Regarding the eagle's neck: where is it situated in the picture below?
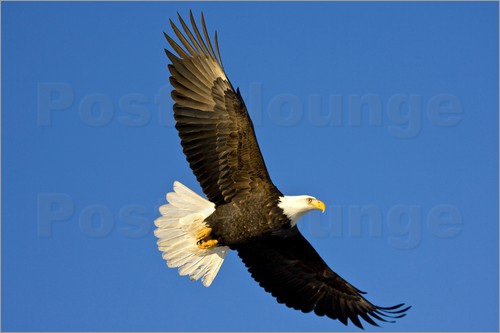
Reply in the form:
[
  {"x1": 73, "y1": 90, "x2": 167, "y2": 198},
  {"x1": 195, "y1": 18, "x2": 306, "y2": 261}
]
[{"x1": 278, "y1": 195, "x2": 312, "y2": 227}]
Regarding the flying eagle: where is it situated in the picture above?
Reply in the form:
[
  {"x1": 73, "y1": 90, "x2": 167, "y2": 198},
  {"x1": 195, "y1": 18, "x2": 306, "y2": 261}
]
[{"x1": 154, "y1": 11, "x2": 410, "y2": 329}]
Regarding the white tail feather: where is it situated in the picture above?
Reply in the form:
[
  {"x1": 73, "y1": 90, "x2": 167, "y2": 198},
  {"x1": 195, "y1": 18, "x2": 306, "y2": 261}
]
[{"x1": 154, "y1": 181, "x2": 228, "y2": 287}]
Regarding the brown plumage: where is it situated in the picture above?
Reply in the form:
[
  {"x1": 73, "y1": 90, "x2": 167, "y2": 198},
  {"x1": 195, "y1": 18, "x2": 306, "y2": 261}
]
[
  {"x1": 161, "y1": 11, "x2": 410, "y2": 329},
  {"x1": 237, "y1": 228, "x2": 409, "y2": 328},
  {"x1": 165, "y1": 13, "x2": 276, "y2": 207}
]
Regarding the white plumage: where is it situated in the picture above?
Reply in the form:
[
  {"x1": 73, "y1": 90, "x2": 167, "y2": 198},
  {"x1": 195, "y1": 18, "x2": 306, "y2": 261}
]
[
  {"x1": 278, "y1": 195, "x2": 324, "y2": 227},
  {"x1": 154, "y1": 181, "x2": 228, "y2": 287}
]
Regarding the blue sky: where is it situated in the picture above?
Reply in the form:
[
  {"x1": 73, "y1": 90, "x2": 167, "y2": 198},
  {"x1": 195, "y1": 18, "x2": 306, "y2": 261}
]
[{"x1": 2, "y1": 1, "x2": 498, "y2": 331}]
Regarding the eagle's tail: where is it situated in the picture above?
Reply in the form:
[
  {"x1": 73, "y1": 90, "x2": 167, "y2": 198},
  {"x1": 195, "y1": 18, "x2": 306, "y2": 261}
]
[{"x1": 154, "y1": 181, "x2": 228, "y2": 287}]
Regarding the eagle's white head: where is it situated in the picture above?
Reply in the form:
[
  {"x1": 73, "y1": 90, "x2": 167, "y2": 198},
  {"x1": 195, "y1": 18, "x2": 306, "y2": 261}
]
[{"x1": 278, "y1": 195, "x2": 326, "y2": 226}]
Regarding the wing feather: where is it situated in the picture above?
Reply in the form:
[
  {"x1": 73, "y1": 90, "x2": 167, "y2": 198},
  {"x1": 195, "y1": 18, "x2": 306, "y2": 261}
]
[
  {"x1": 177, "y1": 12, "x2": 206, "y2": 56},
  {"x1": 201, "y1": 12, "x2": 217, "y2": 59},
  {"x1": 170, "y1": 18, "x2": 199, "y2": 57},
  {"x1": 189, "y1": 12, "x2": 211, "y2": 57}
]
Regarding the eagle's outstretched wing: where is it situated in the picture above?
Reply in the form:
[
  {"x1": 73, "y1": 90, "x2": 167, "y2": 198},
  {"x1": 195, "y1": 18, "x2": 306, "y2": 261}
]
[
  {"x1": 165, "y1": 11, "x2": 278, "y2": 207},
  {"x1": 236, "y1": 228, "x2": 410, "y2": 329}
]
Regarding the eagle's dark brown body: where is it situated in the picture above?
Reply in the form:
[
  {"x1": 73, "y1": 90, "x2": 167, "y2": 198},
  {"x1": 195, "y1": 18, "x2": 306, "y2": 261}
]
[{"x1": 205, "y1": 191, "x2": 290, "y2": 247}]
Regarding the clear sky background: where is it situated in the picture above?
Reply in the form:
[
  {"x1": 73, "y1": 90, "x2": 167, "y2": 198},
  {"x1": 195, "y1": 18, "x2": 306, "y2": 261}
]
[{"x1": 2, "y1": 1, "x2": 498, "y2": 332}]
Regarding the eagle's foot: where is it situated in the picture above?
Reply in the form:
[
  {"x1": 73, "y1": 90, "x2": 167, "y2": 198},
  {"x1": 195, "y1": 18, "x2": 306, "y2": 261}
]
[
  {"x1": 197, "y1": 239, "x2": 218, "y2": 249},
  {"x1": 196, "y1": 227, "x2": 217, "y2": 249},
  {"x1": 196, "y1": 227, "x2": 212, "y2": 242}
]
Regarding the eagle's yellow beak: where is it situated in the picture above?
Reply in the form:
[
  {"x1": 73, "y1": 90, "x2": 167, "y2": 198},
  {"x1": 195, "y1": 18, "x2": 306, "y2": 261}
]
[{"x1": 311, "y1": 199, "x2": 326, "y2": 213}]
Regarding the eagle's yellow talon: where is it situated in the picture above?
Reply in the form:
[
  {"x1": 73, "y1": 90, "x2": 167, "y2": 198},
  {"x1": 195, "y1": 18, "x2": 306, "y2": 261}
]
[
  {"x1": 196, "y1": 227, "x2": 218, "y2": 249},
  {"x1": 197, "y1": 239, "x2": 219, "y2": 249},
  {"x1": 196, "y1": 227, "x2": 212, "y2": 241}
]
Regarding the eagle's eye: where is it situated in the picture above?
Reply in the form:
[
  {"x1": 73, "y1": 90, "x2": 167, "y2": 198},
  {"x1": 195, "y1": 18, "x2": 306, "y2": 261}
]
[{"x1": 307, "y1": 198, "x2": 313, "y2": 203}]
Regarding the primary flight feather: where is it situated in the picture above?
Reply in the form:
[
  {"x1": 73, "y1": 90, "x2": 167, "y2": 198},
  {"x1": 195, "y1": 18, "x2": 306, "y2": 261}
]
[{"x1": 154, "y1": 11, "x2": 410, "y2": 329}]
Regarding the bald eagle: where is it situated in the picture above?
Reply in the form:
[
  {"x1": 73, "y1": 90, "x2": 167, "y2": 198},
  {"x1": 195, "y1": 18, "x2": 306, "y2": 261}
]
[{"x1": 154, "y1": 11, "x2": 410, "y2": 329}]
